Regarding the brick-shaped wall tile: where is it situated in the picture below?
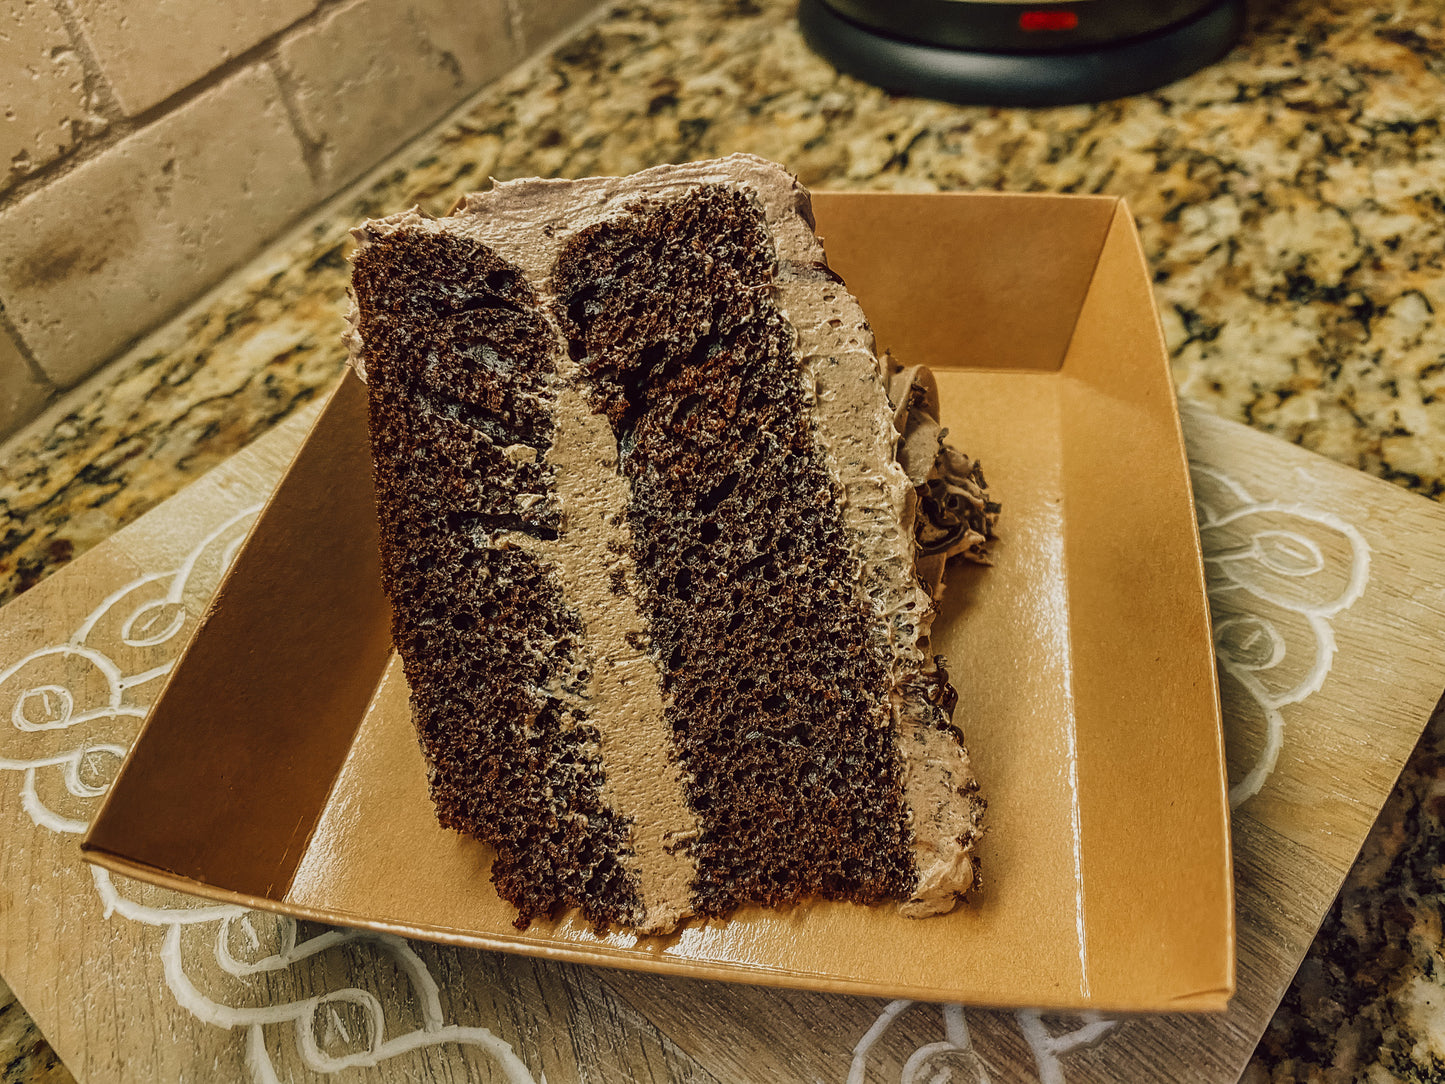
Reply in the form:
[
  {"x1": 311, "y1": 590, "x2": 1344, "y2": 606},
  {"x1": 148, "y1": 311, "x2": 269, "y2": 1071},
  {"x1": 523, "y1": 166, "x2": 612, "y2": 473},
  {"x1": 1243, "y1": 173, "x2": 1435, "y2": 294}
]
[
  {"x1": 2, "y1": 0, "x2": 106, "y2": 192},
  {"x1": 69, "y1": 0, "x2": 317, "y2": 115},
  {"x1": 414, "y1": 0, "x2": 526, "y2": 94},
  {"x1": 0, "y1": 64, "x2": 316, "y2": 387},
  {"x1": 278, "y1": 0, "x2": 516, "y2": 190},
  {"x1": 509, "y1": 0, "x2": 603, "y2": 54},
  {"x1": 0, "y1": 330, "x2": 53, "y2": 440}
]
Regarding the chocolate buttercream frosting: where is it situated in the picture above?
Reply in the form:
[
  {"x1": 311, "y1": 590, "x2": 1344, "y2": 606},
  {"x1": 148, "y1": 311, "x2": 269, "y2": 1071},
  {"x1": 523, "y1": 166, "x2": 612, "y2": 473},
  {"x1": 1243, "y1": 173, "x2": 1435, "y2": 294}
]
[{"x1": 887, "y1": 359, "x2": 1000, "y2": 601}]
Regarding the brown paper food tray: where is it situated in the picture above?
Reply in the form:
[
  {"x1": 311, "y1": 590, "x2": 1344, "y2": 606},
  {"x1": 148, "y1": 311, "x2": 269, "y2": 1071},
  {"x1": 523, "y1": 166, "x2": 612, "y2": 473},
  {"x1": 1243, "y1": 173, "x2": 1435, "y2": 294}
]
[{"x1": 81, "y1": 190, "x2": 1233, "y2": 1012}]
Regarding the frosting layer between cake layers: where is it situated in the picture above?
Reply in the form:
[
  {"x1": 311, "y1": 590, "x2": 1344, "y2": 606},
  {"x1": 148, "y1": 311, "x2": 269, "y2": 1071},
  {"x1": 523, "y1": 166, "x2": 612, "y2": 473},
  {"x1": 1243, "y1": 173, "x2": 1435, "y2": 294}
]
[{"x1": 348, "y1": 153, "x2": 984, "y2": 933}]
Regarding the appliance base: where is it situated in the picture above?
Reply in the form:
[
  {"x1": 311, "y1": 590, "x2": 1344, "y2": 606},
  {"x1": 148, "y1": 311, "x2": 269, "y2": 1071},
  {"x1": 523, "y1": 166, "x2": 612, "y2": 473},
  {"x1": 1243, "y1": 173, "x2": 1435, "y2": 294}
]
[{"x1": 798, "y1": 0, "x2": 1247, "y2": 107}]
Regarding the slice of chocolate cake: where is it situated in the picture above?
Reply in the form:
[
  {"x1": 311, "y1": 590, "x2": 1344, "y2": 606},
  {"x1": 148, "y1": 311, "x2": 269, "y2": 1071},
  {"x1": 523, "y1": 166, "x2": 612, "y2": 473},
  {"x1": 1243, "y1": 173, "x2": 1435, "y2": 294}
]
[{"x1": 346, "y1": 154, "x2": 997, "y2": 934}]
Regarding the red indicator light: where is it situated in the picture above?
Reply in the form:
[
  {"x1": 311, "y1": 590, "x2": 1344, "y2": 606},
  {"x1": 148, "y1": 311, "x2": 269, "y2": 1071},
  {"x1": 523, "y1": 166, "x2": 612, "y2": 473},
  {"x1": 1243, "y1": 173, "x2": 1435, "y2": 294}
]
[{"x1": 1019, "y1": 9, "x2": 1079, "y2": 30}]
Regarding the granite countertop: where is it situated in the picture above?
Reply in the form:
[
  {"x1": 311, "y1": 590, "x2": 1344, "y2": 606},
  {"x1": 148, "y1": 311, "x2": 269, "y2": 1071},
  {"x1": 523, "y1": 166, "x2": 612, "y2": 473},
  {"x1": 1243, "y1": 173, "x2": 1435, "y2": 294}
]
[{"x1": 2, "y1": 0, "x2": 1443, "y2": 1079}]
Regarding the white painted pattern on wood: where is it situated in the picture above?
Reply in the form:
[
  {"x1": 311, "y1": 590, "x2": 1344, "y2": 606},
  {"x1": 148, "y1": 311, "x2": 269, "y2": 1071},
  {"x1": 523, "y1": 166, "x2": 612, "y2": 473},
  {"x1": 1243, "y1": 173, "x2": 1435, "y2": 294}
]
[
  {"x1": 1, "y1": 503, "x2": 540, "y2": 1084},
  {"x1": 1190, "y1": 463, "x2": 1370, "y2": 808}
]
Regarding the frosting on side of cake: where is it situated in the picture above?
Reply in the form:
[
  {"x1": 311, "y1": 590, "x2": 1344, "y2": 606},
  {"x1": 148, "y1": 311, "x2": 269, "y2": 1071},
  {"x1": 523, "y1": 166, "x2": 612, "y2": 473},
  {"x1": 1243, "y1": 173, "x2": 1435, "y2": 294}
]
[{"x1": 885, "y1": 363, "x2": 994, "y2": 914}]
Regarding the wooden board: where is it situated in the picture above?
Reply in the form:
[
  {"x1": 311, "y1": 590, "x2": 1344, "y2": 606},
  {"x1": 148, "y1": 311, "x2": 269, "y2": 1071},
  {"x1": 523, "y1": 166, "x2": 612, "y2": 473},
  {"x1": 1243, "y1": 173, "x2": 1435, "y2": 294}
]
[{"x1": 2, "y1": 398, "x2": 1444, "y2": 1084}]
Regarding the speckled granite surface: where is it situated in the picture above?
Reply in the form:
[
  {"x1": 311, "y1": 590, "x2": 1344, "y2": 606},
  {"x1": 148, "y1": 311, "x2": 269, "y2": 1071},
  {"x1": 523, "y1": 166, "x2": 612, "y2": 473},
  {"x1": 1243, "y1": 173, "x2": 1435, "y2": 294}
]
[
  {"x1": 1, "y1": 0, "x2": 1442, "y2": 1079},
  {"x1": 0, "y1": 978, "x2": 71, "y2": 1084}
]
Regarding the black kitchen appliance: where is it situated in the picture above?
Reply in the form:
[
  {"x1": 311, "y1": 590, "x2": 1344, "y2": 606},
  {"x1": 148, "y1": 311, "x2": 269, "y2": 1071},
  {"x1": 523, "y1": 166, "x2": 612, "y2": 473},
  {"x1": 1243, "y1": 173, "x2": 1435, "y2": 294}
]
[{"x1": 799, "y1": 0, "x2": 1247, "y2": 106}]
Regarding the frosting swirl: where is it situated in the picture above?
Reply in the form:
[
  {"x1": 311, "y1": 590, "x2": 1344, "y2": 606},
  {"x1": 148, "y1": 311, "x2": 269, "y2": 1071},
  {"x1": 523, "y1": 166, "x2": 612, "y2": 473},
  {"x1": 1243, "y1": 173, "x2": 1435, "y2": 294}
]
[{"x1": 886, "y1": 360, "x2": 1000, "y2": 601}]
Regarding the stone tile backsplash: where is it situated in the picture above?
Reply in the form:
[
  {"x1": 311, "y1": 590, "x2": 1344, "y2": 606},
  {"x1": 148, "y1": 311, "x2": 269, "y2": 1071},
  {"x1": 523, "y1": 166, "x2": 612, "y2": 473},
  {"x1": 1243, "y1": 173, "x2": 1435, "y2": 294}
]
[
  {"x1": 0, "y1": 0, "x2": 601, "y2": 439},
  {"x1": 67, "y1": 0, "x2": 319, "y2": 116},
  {"x1": 0, "y1": 65, "x2": 317, "y2": 384},
  {"x1": 276, "y1": 0, "x2": 516, "y2": 191},
  {"x1": 1, "y1": 0, "x2": 105, "y2": 185}
]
